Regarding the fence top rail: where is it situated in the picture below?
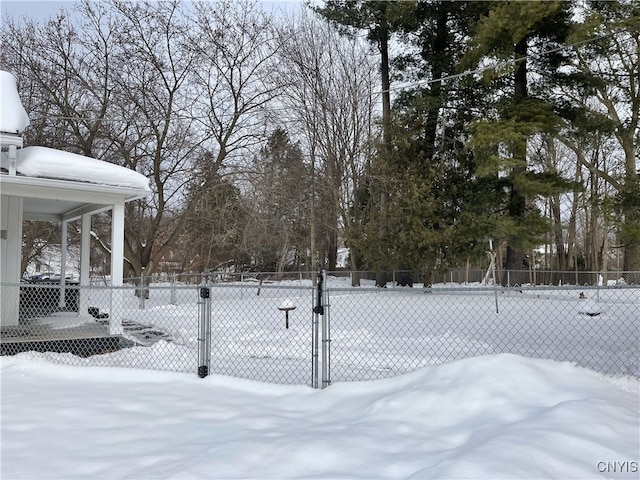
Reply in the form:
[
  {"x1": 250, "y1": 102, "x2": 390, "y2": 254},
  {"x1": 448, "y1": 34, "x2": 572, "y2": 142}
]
[
  {"x1": 324, "y1": 270, "x2": 640, "y2": 275},
  {"x1": 2, "y1": 283, "x2": 316, "y2": 294},
  {"x1": 325, "y1": 284, "x2": 639, "y2": 293},
  {"x1": 122, "y1": 269, "x2": 640, "y2": 277},
  {"x1": 5, "y1": 278, "x2": 638, "y2": 290},
  {"x1": 203, "y1": 282, "x2": 313, "y2": 290},
  {"x1": 4, "y1": 282, "x2": 636, "y2": 292}
]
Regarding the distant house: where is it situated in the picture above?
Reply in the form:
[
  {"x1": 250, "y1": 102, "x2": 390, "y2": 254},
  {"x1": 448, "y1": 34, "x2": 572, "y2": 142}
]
[{"x1": 0, "y1": 70, "x2": 151, "y2": 333}]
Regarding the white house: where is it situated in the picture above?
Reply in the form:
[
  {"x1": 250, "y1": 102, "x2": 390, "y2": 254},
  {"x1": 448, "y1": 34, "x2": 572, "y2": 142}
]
[{"x1": 0, "y1": 70, "x2": 151, "y2": 334}]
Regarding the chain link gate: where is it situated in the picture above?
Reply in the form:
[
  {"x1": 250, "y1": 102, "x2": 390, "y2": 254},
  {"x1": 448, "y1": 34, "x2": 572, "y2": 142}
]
[{"x1": 196, "y1": 274, "x2": 321, "y2": 386}]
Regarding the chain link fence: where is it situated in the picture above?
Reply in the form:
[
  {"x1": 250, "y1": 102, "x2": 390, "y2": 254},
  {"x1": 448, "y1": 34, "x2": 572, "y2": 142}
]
[
  {"x1": 325, "y1": 282, "x2": 639, "y2": 381},
  {"x1": 334, "y1": 269, "x2": 640, "y2": 287},
  {"x1": 1, "y1": 279, "x2": 200, "y2": 371},
  {"x1": 1, "y1": 270, "x2": 638, "y2": 385},
  {"x1": 0, "y1": 275, "x2": 317, "y2": 383}
]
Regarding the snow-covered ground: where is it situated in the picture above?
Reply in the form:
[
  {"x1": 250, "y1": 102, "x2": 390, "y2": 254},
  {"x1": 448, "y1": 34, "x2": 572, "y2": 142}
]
[
  {"x1": 2, "y1": 276, "x2": 639, "y2": 479},
  {"x1": 1, "y1": 352, "x2": 638, "y2": 479}
]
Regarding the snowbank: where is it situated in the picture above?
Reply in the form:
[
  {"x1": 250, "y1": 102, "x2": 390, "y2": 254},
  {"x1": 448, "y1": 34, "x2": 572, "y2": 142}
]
[{"x1": 1, "y1": 353, "x2": 638, "y2": 479}]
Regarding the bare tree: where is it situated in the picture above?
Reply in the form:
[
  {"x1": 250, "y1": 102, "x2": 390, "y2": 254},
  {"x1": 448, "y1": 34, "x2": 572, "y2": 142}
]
[
  {"x1": 188, "y1": 0, "x2": 283, "y2": 178},
  {"x1": 2, "y1": 0, "x2": 284, "y2": 284},
  {"x1": 274, "y1": 9, "x2": 378, "y2": 277},
  {"x1": 242, "y1": 128, "x2": 311, "y2": 273},
  {"x1": 561, "y1": 4, "x2": 640, "y2": 271},
  {"x1": 99, "y1": 0, "x2": 201, "y2": 280},
  {"x1": 0, "y1": 6, "x2": 114, "y2": 154}
]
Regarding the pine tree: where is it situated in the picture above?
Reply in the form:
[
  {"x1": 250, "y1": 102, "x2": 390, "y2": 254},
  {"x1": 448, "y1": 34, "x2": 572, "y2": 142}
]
[
  {"x1": 246, "y1": 129, "x2": 312, "y2": 273},
  {"x1": 360, "y1": 1, "x2": 495, "y2": 272},
  {"x1": 463, "y1": 0, "x2": 575, "y2": 274}
]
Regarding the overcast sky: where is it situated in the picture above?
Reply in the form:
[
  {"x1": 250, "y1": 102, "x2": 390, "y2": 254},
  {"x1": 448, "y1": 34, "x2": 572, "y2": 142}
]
[
  {"x1": 1, "y1": 1, "x2": 75, "y2": 22},
  {"x1": 1, "y1": 0, "x2": 304, "y2": 24}
]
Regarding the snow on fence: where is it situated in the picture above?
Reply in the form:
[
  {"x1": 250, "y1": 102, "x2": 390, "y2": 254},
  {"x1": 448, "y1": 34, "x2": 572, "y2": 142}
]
[{"x1": 1, "y1": 270, "x2": 638, "y2": 384}]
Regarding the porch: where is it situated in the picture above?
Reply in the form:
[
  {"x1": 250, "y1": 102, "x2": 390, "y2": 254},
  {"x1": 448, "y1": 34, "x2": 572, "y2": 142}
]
[
  {"x1": 1, "y1": 69, "x2": 151, "y2": 338},
  {"x1": 0, "y1": 318, "x2": 129, "y2": 357},
  {"x1": 0, "y1": 280, "x2": 175, "y2": 356}
]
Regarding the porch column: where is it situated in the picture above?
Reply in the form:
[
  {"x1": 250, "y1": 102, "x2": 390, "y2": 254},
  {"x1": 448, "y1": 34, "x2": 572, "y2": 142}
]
[
  {"x1": 79, "y1": 213, "x2": 91, "y2": 318},
  {"x1": 58, "y1": 220, "x2": 68, "y2": 309},
  {"x1": 0, "y1": 195, "x2": 23, "y2": 326},
  {"x1": 109, "y1": 202, "x2": 125, "y2": 335}
]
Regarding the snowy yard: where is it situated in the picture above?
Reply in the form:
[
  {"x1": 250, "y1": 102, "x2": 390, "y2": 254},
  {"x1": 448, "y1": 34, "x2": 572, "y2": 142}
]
[
  {"x1": 2, "y1": 277, "x2": 639, "y2": 479},
  {"x1": 1, "y1": 353, "x2": 638, "y2": 479}
]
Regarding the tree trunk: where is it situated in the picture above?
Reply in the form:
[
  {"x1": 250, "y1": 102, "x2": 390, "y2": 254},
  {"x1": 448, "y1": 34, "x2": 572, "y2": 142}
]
[
  {"x1": 505, "y1": 37, "x2": 529, "y2": 277},
  {"x1": 550, "y1": 194, "x2": 565, "y2": 271},
  {"x1": 422, "y1": 4, "x2": 448, "y2": 162},
  {"x1": 377, "y1": 20, "x2": 391, "y2": 275},
  {"x1": 327, "y1": 229, "x2": 338, "y2": 272},
  {"x1": 276, "y1": 236, "x2": 290, "y2": 280}
]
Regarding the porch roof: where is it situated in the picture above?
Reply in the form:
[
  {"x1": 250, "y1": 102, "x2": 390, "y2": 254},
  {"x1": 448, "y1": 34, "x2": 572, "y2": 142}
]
[
  {"x1": 1, "y1": 70, "x2": 151, "y2": 221},
  {"x1": 1, "y1": 145, "x2": 151, "y2": 221},
  {"x1": 1, "y1": 172, "x2": 150, "y2": 222}
]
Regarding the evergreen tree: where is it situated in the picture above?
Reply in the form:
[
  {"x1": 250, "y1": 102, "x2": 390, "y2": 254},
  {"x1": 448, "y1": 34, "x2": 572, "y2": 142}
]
[
  {"x1": 358, "y1": 1, "x2": 496, "y2": 273},
  {"x1": 184, "y1": 157, "x2": 249, "y2": 273},
  {"x1": 463, "y1": 1, "x2": 576, "y2": 274},
  {"x1": 313, "y1": 1, "x2": 416, "y2": 281}
]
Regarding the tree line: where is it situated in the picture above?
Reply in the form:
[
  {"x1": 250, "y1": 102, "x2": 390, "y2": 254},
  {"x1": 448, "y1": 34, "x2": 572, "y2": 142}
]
[{"x1": 1, "y1": 0, "x2": 638, "y2": 284}]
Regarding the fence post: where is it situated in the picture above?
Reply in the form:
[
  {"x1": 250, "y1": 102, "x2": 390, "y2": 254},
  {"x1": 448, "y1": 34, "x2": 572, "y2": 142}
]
[
  {"x1": 138, "y1": 269, "x2": 146, "y2": 310},
  {"x1": 198, "y1": 279, "x2": 212, "y2": 378},
  {"x1": 488, "y1": 239, "x2": 499, "y2": 313},
  {"x1": 321, "y1": 270, "x2": 330, "y2": 388},
  {"x1": 170, "y1": 273, "x2": 177, "y2": 305},
  {"x1": 312, "y1": 264, "x2": 324, "y2": 388}
]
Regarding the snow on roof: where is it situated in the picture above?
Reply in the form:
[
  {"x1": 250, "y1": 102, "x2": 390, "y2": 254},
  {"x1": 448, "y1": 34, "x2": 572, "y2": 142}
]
[
  {"x1": 1, "y1": 70, "x2": 149, "y2": 192},
  {"x1": 15, "y1": 146, "x2": 151, "y2": 191},
  {"x1": 0, "y1": 71, "x2": 30, "y2": 134}
]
